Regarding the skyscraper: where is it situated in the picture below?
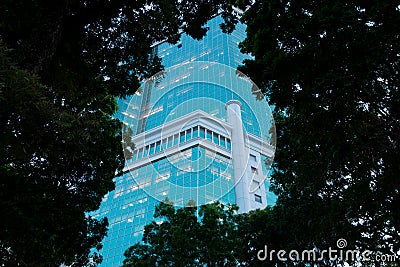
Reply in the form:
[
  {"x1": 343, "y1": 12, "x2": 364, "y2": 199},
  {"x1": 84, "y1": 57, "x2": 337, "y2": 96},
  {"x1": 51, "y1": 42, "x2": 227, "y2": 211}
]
[{"x1": 91, "y1": 16, "x2": 276, "y2": 267}]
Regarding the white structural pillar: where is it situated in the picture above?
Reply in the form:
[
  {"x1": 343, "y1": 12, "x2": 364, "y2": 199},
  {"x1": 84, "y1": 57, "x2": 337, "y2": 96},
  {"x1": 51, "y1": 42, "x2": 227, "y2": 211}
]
[{"x1": 226, "y1": 100, "x2": 251, "y2": 213}]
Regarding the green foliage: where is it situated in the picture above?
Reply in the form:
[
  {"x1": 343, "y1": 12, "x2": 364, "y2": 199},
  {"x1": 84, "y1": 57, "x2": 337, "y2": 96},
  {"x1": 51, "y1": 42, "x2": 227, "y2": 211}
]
[
  {"x1": 238, "y1": 0, "x2": 400, "y2": 264},
  {"x1": 0, "y1": 0, "x2": 240, "y2": 265},
  {"x1": 123, "y1": 201, "x2": 241, "y2": 267},
  {"x1": 0, "y1": 39, "x2": 115, "y2": 266},
  {"x1": 0, "y1": 0, "x2": 239, "y2": 96}
]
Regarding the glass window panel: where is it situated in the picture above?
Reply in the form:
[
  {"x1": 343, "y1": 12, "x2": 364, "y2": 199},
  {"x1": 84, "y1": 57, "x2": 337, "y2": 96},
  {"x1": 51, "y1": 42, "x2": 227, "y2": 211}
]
[
  {"x1": 255, "y1": 194, "x2": 262, "y2": 203},
  {"x1": 168, "y1": 137, "x2": 173, "y2": 148},
  {"x1": 149, "y1": 143, "x2": 155, "y2": 155},
  {"x1": 193, "y1": 126, "x2": 199, "y2": 138},
  {"x1": 156, "y1": 141, "x2": 161, "y2": 152},
  {"x1": 191, "y1": 146, "x2": 200, "y2": 160},
  {"x1": 213, "y1": 132, "x2": 219, "y2": 145},
  {"x1": 186, "y1": 129, "x2": 192, "y2": 141},
  {"x1": 220, "y1": 137, "x2": 226, "y2": 148},
  {"x1": 227, "y1": 139, "x2": 231, "y2": 150},
  {"x1": 251, "y1": 167, "x2": 258, "y2": 174},
  {"x1": 161, "y1": 139, "x2": 167, "y2": 150},
  {"x1": 206, "y1": 130, "x2": 212, "y2": 142},
  {"x1": 200, "y1": 127, "x2": 205, "y2": 138},
  {"x1": 180, "y1": 132, "x2": 185, "y2": 143},
  {"x1": 174, "y1": 134, "x2": 179, "y2": 146}
]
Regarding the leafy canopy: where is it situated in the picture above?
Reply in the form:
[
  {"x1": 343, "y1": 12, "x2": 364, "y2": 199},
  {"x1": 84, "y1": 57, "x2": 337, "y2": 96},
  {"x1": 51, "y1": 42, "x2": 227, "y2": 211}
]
[
  {"x1": 237, "y1": 0, "x2": 400, "y2": 264},
  {"x1": 123, "y1": 201, "x2": 243, "y2": 267}
]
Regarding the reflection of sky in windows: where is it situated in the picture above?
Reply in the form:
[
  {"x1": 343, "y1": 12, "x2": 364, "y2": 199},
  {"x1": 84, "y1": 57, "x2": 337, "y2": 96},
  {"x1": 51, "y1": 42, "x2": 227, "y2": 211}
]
[
  {"x1": 158, "y1": 16, "x2": 251, "y2": 68},
  {"x1": 129, "y1": 144, "x2": 234, "y2": 197},
  {"x1": 140, "y1": 82, "x2": 261, "y2": 135},
  {"x1": 122, "y1": 73, "x2": 273, "y2": 141}
]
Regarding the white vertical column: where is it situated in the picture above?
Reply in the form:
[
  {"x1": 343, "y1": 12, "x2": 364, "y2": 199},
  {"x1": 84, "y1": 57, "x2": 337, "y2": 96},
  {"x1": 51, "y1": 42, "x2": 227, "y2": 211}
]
[{"x1": 226, "y1": 100, "x2": 250, "y2": 213}]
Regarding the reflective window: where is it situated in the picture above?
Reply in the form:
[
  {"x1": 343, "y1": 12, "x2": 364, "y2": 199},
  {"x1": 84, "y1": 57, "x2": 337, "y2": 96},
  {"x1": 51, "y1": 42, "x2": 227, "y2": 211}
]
[
  {"x1": 185, "y1": 129, "x2": 192, "y2": 141},
  {"x1": 161, "y1": 139, "x2": 167, "y2": 150},
  {"x1": 132, "y1": 150, "x2": 137, "y2": 161},
  {"x1": 200, "y1": 127, "x2": 205, "y2": 138},
  {"x1": 255, "y1": 194, "x2": 262, "y2": 203},
  {"x1": 206, "y1": 130, "x2": 212, "y2": 142},
  {"x1": 220, "y1": 136, "x2": 226, "y2": 148},
  {"x1": 173, "y1": 134, "x2": 179, "y2": 146},
  {"x1": 155, "y1": 141, "x2": 161, "y2": 153},
  {"x1": 168, "y1": 137, "x2": 173, "y2": 148},
  {"x1": 193, "y1": 126, "x2": 199, "y2": 138},
  {"x1": 180, "y1": 131, "x2": 185, "y2": 143},
  {"x1": 213, "y1": 132, "x2": 219, "y2": 145},
  {"x1": 149, "y1": 143, "x2": 155, "y2": 155}
]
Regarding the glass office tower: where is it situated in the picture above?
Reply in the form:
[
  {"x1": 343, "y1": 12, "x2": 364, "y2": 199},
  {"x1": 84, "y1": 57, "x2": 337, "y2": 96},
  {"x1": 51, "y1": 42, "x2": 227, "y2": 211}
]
[{"x1": 91, "y1": 16, "x2": 276, "y2": 267}]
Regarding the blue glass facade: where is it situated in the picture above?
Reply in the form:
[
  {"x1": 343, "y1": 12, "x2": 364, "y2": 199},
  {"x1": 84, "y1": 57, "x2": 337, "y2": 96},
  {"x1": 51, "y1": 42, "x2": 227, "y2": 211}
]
[{"x1": 91, "y1": 16, "x2": 276, "y2": 267}]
